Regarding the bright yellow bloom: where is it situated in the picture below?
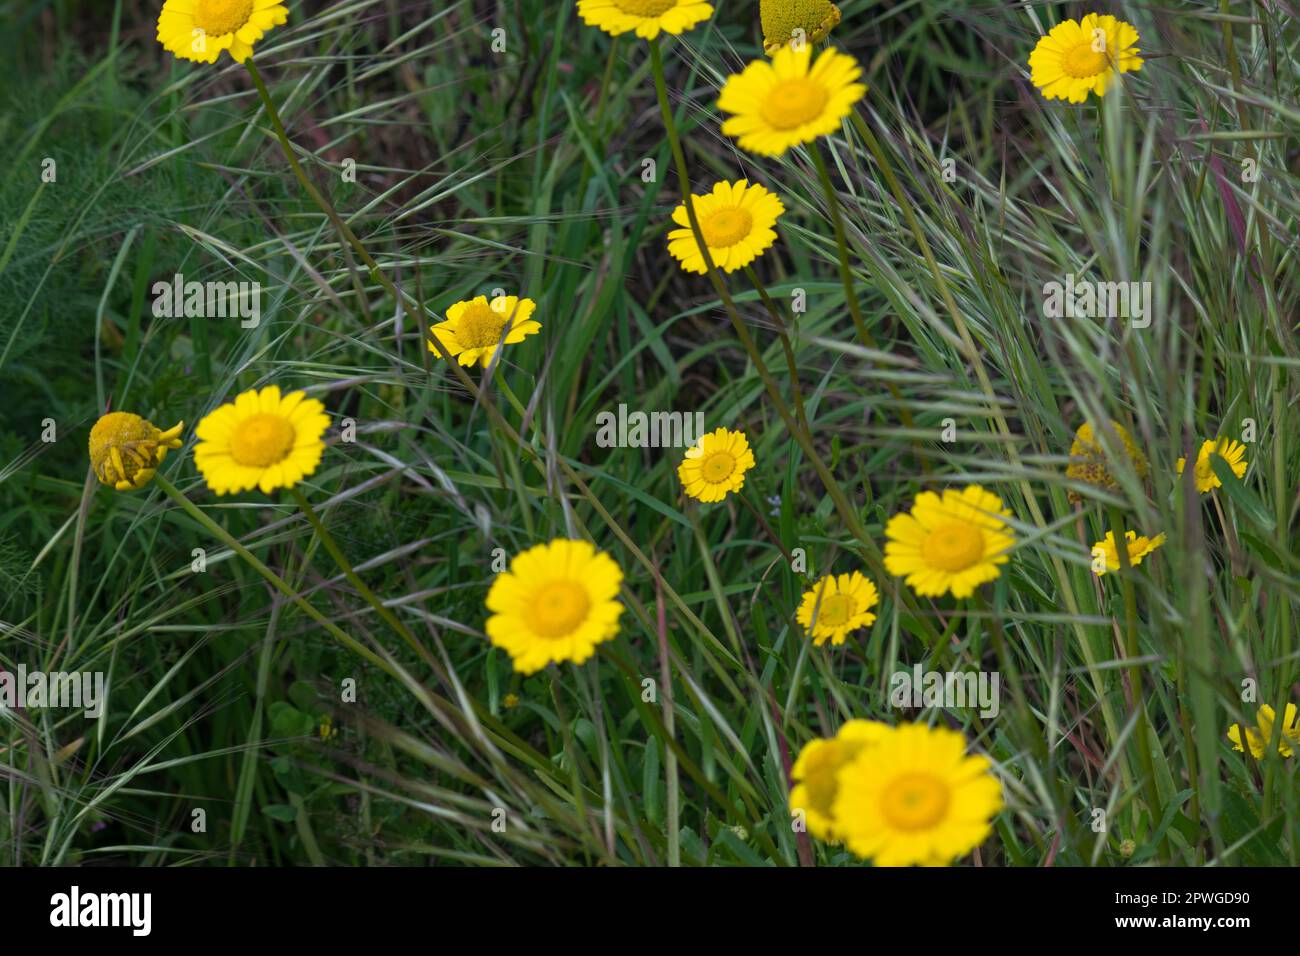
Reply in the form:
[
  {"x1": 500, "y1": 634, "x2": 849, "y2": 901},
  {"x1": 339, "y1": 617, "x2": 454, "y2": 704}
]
[
  {"x1": 194, "y1": 385, "x2": 329, "y2": 495},
  {"x1": 1228, "y1": 703, "x2": 1300, "y2": 759},
  {"x1": 89, "y1": 412, "x2": 184, "y2": 491},
  {"x1": 760, "y1": 0, "x2": 841, "y2": 55},
  {"x1": 796, "y1": 572, "x2": 879, "y2": 646},
  {"x1": 832, "y1": 722, "x2": 1003, "y2": 866},
  {"x1": 575, "y1": 0, "x2": 713, "y2": 39},
  {"x1": 429, "y1": 295, "x2": 541, "y2": 369},
  {"x1": 485, "y1": 539, "x2": 624, "y2": 674},
  {"x1": 156, "y1": 0, "x2": 289, "y2": 65},
  {"x1": 1028, "y1": 14, "x2": 1142, "y2": 103},
  {"x1": 1065, "y1": 419, "x2": 1148, "y2": 502},
  {"x1": 667, "y1": 180, "x2": 784, "y2": 274},
  {"x1": 1177, "y1": 437, "x2": 1248, "y2": 494},
  {"x1": 789, "y1": 720, "x2": 890, "y2": 841},
  {"x1": 677, "y1": 427, "x2": 755, "y2": 503},
  {"x1": 717, "y1": 46, "x2": 866, "y2": 158},
  {"x1": 1091, "y1": 530, "x2": 1166, "y2": 576},
  {"x1": 884, "y1": 485, "x2": 1015, "y2": 599}
]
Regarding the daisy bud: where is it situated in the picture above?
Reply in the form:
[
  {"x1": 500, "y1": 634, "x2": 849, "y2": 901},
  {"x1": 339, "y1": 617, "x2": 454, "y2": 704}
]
[{"x1": 89, "y1": 412, "x2": 184, "y2": 491}]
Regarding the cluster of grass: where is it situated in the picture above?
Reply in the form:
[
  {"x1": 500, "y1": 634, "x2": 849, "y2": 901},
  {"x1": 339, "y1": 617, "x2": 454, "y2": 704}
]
[{"x1": 1, "y1": 0, "x2": 1297, "y2": 866}]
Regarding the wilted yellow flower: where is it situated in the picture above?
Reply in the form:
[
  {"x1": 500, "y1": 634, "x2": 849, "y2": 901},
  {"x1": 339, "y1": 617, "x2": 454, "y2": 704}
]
[
  {"x1": 760, "y1": 0, "x2": 841, "y2": 55},
  {"x1": 789, "y1": 720, "x2": 889, "y2": 841},
  {"x1": 156, "y1": 0, "x2": 290, "y2": 64},
  {"x1": 1177, "y1": 438, "x2": 1248, "y2": 494},
  {"x1": 1228, "y1": 703, "x2": 1300, "y2": 759},
  {"x1": 1065, "y1": 420, "x2": 1148, "y2": 502},
  {"x1": 1091, "y1": 530, "x2": 1166, "y2": 576},
  {"x1": 1028, "y1": 13, "x2": 1142, "y2": 103},
  {"x1": 89, "y1": 412, "x2": 184, "y2": 491}
]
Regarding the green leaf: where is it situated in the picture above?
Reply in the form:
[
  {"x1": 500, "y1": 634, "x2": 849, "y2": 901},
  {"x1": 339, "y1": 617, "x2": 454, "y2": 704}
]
[{"x1": 1210, "y1": 455, "x2": 1275, "y2": 530}]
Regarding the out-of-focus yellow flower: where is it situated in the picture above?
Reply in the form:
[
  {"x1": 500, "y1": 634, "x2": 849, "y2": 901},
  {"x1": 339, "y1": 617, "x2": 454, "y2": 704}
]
[
  {"x1": 1065, "y1": 420, "x2": 1148, "y2": 502},
  {"x1": 89, "y1": 412, "x2": 183, "y2": 491},
  {"x1": 1177, "y1": 438, "x2": 1248, "y2": 494}
]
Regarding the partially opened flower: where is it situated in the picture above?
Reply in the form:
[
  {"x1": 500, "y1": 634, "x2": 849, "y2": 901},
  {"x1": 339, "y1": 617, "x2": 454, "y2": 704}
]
[
  {"x1": 717, "y1": 46, "x2": 866, "y2": 157},
  {"x1": 760, "y1": 0, "x2": 841, "y2": 55},
  {"x1": 833, "y1": 722, "x2": 1003, "y2": 866},
  {"x1": 884, "y1": 485, "x2": 1016, "y2": 599},
  {"x1": 677, "y1": 427, "x2": 755, "y2": 503},
  {"x1": 485, "y1": 539, "x2": 624, "y2": 674},
  {"x1": 667, "y1": 180, "x2": 784, "y2": 274},
  {"x1": 789, "y1": 720, "x2": 890, "y2": 841},
  {"x1": 89, "y1": 412, "x2": 184, "y2": 491},
  {"x1": 194, "y1": 385, "x2": 330, "y2": 495},
  {"x1": 156, "y1": 0, "x2": 290, "y2": 64},
  {"x1": 429, "y1": 295, "x2": 541, "y2": 369},
  {"x1": 796, "y1": 572, "x2": 879, "y2": 646},
  {"x1": 1028, "y1": 13, "x2": 1143, "y2": 103},
  {"x1": 1065, "y1": 419, "x2": 1148, "y2": 502},
  {"x1": 1228, "y1": 703, "x2": 1300, "y2": 759},
  {"x1": 575, "y1": 0, "x2": 714, "y2": 39},
  {"x1": 1091, "y1": 530, "x2": 1166, "y2": 576},
  {"x1": 1177, "y1": 438, "x2": 1248, "y2": 494}
]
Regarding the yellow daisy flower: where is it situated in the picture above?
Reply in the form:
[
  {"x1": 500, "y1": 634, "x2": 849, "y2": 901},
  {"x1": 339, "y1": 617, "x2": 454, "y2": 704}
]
[
  {"x1": 789, "y1": 720, "x2": 890, "y2": 841},
  {"x1": 796, "y1": 572, "x2": 879, "y2": 646},
  {"x1": 667, "y1": 180, "x2": 784, "y2": 274},
  {"x1": 884, "y1": 485, "x2": 1016, "y2": 599},
  {"x1": 717, "y1": 46, "x2": 866, "y2": 158},
  {"x1": 832, "y1": 722, "x2": 1003, "y2": 866},
  {"x1": 429, "y1": 295, "x2": 541, "y2": 369},
  {"x1": 1228, "y1": 703, "x2": 1300, "y2": 759},
  {"x1": 156, "y1": 0, "x2": 290, "y2": 65},
  {"x1": 485, "y1": 539, "x2": 624, "y2": 675},
  {"x1": 1091, "y1": 530, "x2": 1166, "y2": 576},
  {"x1": 1028, "y1": 13, "x2": 1143, "y2": 103},
  {"x1": 194, "y1": 385, "x2": 330, "y2": 495},
  {"x1": 1065, "y1": 419, "x2": 1148, "y2": 503},
  {"x1": 677, "y1": 427, "x2": 756, "y2": 503},
  {"x1": 89, "y1": 412, "x2": 184, "y2": 491},
  {"x1": 1176, "y1": 437, "x2": 1248, "y2": 494},
  {"x1": 575, "y1": 0, "x2": 714, "y2": 39},
  {"x1": 760, "y1": 0, "x2": 841, "y2": 56}
]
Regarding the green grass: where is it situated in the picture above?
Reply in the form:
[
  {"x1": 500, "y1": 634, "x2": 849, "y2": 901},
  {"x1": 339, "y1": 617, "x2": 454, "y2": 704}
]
[{"x1": 1, "y1": 0, "x2": 1297, "y2": 866}]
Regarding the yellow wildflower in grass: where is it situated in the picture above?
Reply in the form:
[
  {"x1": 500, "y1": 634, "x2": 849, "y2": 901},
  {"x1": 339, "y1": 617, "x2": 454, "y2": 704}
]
[
  {"x1": 503, "y1": 693, "x2": 520, "y2": 710},
  {"x1": 194, "y1": 385, "x2": 330, "y2": 495},
  {"x1": 796, "y1": 572, "x2": 879, "y2": 646},
  {"x1": 575, "y1": 0, "x2": 713, "y2": 39},
  {"x1": 156, "y1": 0, "x2": 290, "y2": 64},
  {"x1": 1028, "y1": 13, "x2": 1142, "y2": 103},
  {"x1": 1091, "y1": 530, "x2": 1166, "y2": 576},
  {"x1": 789, "y1": 720, "x2": 890, "y2": 841},
  {"x1": 677, "y1": 427, "x2": 755, "y2": 503},
  {"x1": 760, "y1": 0, "x2": 841, "y2": 55},
  {"x1": 1065, "y1": 419, "x2": 1148, "y2": 502},
  {"x1": 429, "y1": 295, "x2": 541, "y2": 369},
  {"x1": 89, "y1": 412, "x2": 184, "y2": 491},
  {"x1": 485, "y1": 539, "x2": 624, "y2": 675},
  {"x1": 667, "y1": 180, "x2": 784, "y2": 274},
  {"x1": 1228, "y1": 703, "x2": 1300, "y2": 759},
  {"x1": 1177, "y1": 437, "x2": 1248, "y2": 494},
  {"x1": 717, "y1": 46, "x2": 866, "y2": 158},
  {"x1": 884, "y1": 485, "x2": 1015, "y2": 599},
  {"x1": 832, "y1": 722, "x2": 1003, "y2": 866}
]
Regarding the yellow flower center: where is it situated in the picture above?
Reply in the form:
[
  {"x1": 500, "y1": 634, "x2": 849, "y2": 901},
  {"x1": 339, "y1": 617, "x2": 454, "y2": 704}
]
[
  {"x1": 1061, "y1": 41, "x2": 1109, "y2": 79},
  {"x1": 456, "y1": 302, "x2": 509, "y2": 350},
  {"x1": 814, "y1": 592, "x2": 856, "y2": 627},
  {"x1": 760, "y1": 78, "x2": 829, "y2": 130},
  {"x1": 230, "y1": 413, "x2": 297, "y2": 468},
  {"x1": 526, "y1": 580, "x2": 591, "y2": 639},
  {"x1": 922, "y1": 522, "x2": 985, "y2": 572},
  {"x1": 700, "y1": 207, "x2": 754, "y2": 248},
  {"x1": 701, "y1": 451, "x2": 737, "y2": 483},
  {"x1": 611, "y1": 0, "x2": 679, "y2": 16},
  {"x1": 881, "y1": 772, "x2": 950, "y2": 831},
  {"x1": 194, "y1": 0, "x2": 255, "y2": 36}
]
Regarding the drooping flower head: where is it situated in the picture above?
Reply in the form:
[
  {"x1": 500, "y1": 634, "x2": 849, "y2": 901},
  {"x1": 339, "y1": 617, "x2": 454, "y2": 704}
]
[
  {"x1": 1091, "y1": 530, "x2": 1165, "y2": 576},
  {"x1": 429, "y1": 295, "x2": 541, "y2": 369},
  {"x1": 1028, "y1": 13, "x2": 1142, "y2": 103},
  {"x1": 796, "y1": 572, "x2": 879, "y2": 646},
  {"x1": 884, "y1": 485, "x2": 1016, "y2": 599},
  {"x1": 677, "y1": 427, "x2": 756, "y2": 503},
  {"x1": 832, "y1": 722, "x2": 1003, "y2": 866},
  {"x1": 89, "y1": 412, "x2": 184, "y2": 491},
  {"x1": 1177, "y1": 438, "x2": 1248, "y2": 494},
  {"x1": 760, "y1": 0, "x2": 841, "y2": 56},
  {"x1": 717, "y1": 46, "x2": 866, "y2": 157},
  {"x1": 1228, "y1": 703, "x2": 1300, "y2": 759},
  {"x1": 667, "y1": 180, "x2": 784, "y2": 274},
  {"x1": 1065, "y1": 419, "x2": 1149, "y2": 502},
  {"x1": 157, "y1": 0, "x2": 290, "y2": 64},
  {"x1": 575, "y1": 0, "x2": 714, "y2": 39},
  {"x1": 789, "y1": 720, "x2": 890, "y2": 841},
  {"x1": 485, "y1": 539, "x2": 624, "y2": 674},
  {"x1": 194, "y1": 385, "x2": 330, "y2": 495}
]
